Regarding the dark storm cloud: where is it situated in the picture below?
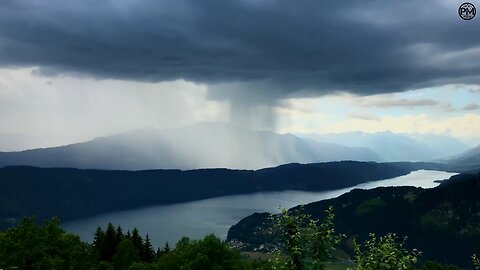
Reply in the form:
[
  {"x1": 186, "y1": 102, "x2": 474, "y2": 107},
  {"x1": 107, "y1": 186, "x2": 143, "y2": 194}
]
[{"x1": 0, "y1": 0, "x2": 479, "y2": 100}]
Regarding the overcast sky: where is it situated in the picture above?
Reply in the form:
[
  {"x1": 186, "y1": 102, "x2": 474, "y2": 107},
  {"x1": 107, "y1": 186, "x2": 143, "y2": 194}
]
[{"x1": 0, "y1": 0, "x2": 479, "y2": 150}]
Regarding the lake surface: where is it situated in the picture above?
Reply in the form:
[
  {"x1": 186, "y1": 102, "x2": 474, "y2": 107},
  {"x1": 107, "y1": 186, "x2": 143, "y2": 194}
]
[{"x1": 64, "y1": 170, "x2": 457, "y2": 247}]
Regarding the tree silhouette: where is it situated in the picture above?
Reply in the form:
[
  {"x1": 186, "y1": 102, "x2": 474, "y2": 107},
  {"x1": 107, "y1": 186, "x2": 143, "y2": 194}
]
[
  {"x1": 142, "y1": 234, "x2": 155, "y2": 262},
  {"x1": 131, "y1": 228, "x2": 143, "y2": 252}
]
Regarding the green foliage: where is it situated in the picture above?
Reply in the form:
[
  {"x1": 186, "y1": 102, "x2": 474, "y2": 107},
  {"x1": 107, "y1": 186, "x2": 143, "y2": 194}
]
[
  {"x1": 128, "y1": 262, "x2": 155, "y2": 270},
  {"x1": 271, "y1": 206, "x2": 344, "y2": 270},
  {"x1": 473, "y1": 254, "x2": 480, "y2": 270},
  {"x1": 2, "y1": 213, "x2": 475, "y2": 270},
  {"x1": 273, "y1": 208, "x2": 308, "y2": 270},
  {"x1": 355, "y1": 199, "x2": 386, "y2": 217},
  {"x1": 420, "y1": 261, "x2": 463, "y2": 270},
  {"x1": 307, "y1": 206, "x2": 345, "y2": 270},
  {"x1": 419, "y1": 211, "x2": 449, "y2": 231},
  {"x1": 349, "y1": 233, "x2": 421, "y2": 270},
  {"x1": 155, "y1": 234, "x2": 250, "y2": 270},
  {"x1": 0, "y1": 217, "x2": 93, "y2": 270},
  {"x1": 91, "y1": 261, "x2": 114, "y2": 270},
  {"x1": 113, "y1": 238, "x2": 140, "y2": 270}
]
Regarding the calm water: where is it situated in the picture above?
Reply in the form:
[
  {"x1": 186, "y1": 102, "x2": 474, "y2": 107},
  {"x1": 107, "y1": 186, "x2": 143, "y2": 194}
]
[{"x1": 63, "y1": 170, "x2": 456, "y2": 247}]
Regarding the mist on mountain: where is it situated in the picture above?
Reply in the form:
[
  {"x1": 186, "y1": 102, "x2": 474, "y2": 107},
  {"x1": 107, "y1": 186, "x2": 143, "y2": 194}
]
[
  {"x1": 0, "y1": 122, "x2": 383, "y2": 170},
  {"x1": 444, "y1": 144, "x2": 480, "y2": 171}
]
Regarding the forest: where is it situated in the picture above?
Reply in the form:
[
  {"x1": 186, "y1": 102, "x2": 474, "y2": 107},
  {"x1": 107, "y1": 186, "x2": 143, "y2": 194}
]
[{"x1": 1, "y1": 210, "x2": 478, "y2": 270}]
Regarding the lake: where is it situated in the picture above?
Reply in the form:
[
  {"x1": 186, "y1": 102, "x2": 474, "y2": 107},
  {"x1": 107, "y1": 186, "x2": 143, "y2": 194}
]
[{"x1": 63, "y1": 169, "x2": 457, "y2": 247}]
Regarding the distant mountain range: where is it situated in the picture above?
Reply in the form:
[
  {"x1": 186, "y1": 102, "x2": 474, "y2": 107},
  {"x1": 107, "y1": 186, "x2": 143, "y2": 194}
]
[
  {"x1": 0, "y1": 123, "x2": 383, "y2": 170},
  {"x1": 1, "y1": 123, "x2": 476, "y2": 171},
  {"x1": 444, "y1": 144, "x2": 480, "y2": 171},
  {"x1": 300, "y1": 131, "x2": 470, "y2": 162},
  {"x1": 227, "y1": 172, "x2": 480, "y2": 268},
  {"x1": 0, "y1": 161, "x2": 423, "y2": 230}
]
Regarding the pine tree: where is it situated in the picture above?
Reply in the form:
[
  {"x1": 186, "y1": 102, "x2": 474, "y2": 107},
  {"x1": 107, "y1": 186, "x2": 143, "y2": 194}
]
[
  {"x1": 142, "y1": 234, "x2": 155, "y2": 262},
  {"x1": 103, "y1": 223, "x2": 118, "y2": 261},
  {"x1": 131, "y1": 228, "x2": 143, "y2": 252},
  {"x1": 155, "y1": 247, "x2": 162, "y2": 259},
  {"x1": 93, "y1": 226, "x2": 105, "y2": 249},
  {"x1": 155, "y1": 242, "x2": 170, "y2": 258},
  {"x1": 115, "y1": 226, "x2": 124, "y2": 247},
  {"x1": 163, "y1": 242, "x2": 170, "y2": 254}
]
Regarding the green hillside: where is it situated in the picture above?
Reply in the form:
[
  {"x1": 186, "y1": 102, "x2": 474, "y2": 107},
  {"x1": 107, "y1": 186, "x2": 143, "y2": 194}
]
[{"x1": 227, "y1": 173, "x2": 480, "y2": 268}]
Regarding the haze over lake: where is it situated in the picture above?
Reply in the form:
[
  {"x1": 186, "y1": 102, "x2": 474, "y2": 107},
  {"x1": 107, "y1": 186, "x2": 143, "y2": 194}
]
[{"x1": 64, "y1": 170, "x2": 456, "y2": 247}]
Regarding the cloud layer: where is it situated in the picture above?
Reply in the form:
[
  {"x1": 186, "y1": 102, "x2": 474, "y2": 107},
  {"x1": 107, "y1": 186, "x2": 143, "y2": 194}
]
[{"x1": 1, "y1": 0, "x2": 479, "y2": 101}]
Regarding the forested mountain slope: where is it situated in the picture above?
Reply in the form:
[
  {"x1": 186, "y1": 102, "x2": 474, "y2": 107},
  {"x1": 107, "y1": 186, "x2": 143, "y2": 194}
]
[{"x1": 227, "y1": 172, "x2": 480, "y2": 267}]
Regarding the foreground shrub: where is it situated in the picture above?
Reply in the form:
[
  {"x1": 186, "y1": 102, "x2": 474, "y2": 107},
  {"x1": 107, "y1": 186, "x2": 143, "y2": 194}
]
[
  {"x1": 473, "y1": 254, "x2": 480, "y2": 270},
  {"x1": 269, "y1": 206, "x2": 344, "y2": 270},
  {"x1": 349, "y1": 233, "x2": 421, "y2": 270},
  {"x1": 0, "y1": 217, "x2": 93, "y2": 270},
  {"x1": 154, "y1": 234, "x2": 251, "y2": 270}
]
